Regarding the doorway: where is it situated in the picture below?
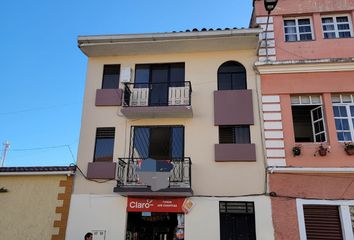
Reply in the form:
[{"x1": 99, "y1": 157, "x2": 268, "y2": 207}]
[{"x1": 126, "y1": 212, "x2": 181, "y2": 240}]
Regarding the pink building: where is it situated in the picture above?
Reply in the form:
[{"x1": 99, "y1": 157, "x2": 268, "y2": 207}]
[{"x1": 252, "y1": 0, "x2": 354, "y2": 239}]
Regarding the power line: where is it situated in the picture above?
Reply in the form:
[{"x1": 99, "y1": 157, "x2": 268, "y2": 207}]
[{"x1": 0, "y1": 102, "x2": 81, "y2": 116}]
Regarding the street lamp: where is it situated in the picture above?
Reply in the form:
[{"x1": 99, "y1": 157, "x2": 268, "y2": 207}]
[
  {"x1": 263, "y1": 0, "x2": 278, "y2": 61},
  {"x1": 264, "y1": 0, "x2": 278, "y2": 13}
]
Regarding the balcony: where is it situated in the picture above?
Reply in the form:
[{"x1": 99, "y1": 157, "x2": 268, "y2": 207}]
[
  {"x1": 121, "y1": 82, "x2": 193, "y2": 118},
  {"x1": 114, "y1": 157, "x2": 192, "y2": 196}
]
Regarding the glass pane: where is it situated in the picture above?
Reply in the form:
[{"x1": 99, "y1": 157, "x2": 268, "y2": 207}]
[
  {"x1": 94, "y1": 138, "x2": 114, "y2": 162},
  {"x1": 337, "y1": 132, "x2": 344, "y2": 141},
  {"x1": 231, "y1": 73, "x2": 247, "y2": 90},
  {"x1": 133, "y1": 127, "x2": 150, "y2": 158},
  {"x1": 344, "y1": 132, "x2": 352, "y2": 141},
  {"x1": 332, "y1": 95, "x2": 341, "y2": 103},
  {"x1": 300, "y1": 34, "x2": 313, "y2": 41},
  {"x1": 314, "y1": 122, "x2": 320, "y2": 133},
  {"x1": 298, "y1": 19, "x2": 310, "y2": 25},
  {"x1": 235, "y1": 126, "x2": 250, "y2": 144},
  {"x1": 170, "y1": 63, "x2": 185, "y2": 87},
  {"x1": 218, "y1": 74, "x2": 232, "y2": 90},
  {"x1": 301, "y1": 96, "x2": 310, "y2": 104},
  {"x1": 299, "y1": 26, "x2": 311, "y2": 32},
  {"x1": 316, "y1": 133, "x2": 326, "y2": 142},
  {"x1": 291, "y1": 96, "x2": 300, "y2": 104},
  {"x1": 342, "y1": 95, "x2": 352, "y2": 103},
  {"x1": 285, "y1": 34, "x2": 298, "y2": 42},
  {"x1": 285, "y1": 26, "x2": 297, "y2": 34},
  {"x1": 340, "y1": 106, "x2": 348, "y2": 117},
  {"x1": 171, "y1": 127, "x2": 184, "y2": 159},
  {"x1": 311, "y1": 95, "x2": 321, "y2": 104},
  {"x1": 337, "y1": 16, "x2": 349, "y2": 22},
  {"x1": 135, "y1": 65, "x2": 150, "y2": 88},
  {"x1": 313, "y1": 108, "x2": 320, "y2": 121},
  {"x1": 102, "y1": 65, "x2": 120, "y2": 89},
  {"x1": 335, "y1": 119, "x2": 343, "y2": 130},
  {"x1": 323, "y1": 25, "x2": 335, "y2": 31},
  {"x1": 338, "y1": 23, "x2": 350, "y2": 30},
  {"x1": 284, "y1": 20, "x2": 296, "y2": 26},
  {"x1": 322, "y1": 17, "x2": 334, "y2": 23},
  {"x1": 350, "y1": 106, "x2": 354, "y2": 115},
  {"x1": 333, "y1": 106, "x2": 340, "y2": 117},
  {"x1": 339, "y1": 32, "x2": 351, "y2": 38},
  {"x1": 342, "y1": 119, "x2": 350, "y2": 130},
  {"x1": 324, "y1": 32, "x2": 336, "y2": 39}
]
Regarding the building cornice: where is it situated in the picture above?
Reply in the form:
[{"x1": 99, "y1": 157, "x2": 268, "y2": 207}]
[
  {"x1": 78, "y1": 28, "x2": 262, "y2": 57},
  {"x1": 268, "y1": 167, "x2": 354, "y2": 174},
  {"x1": 255, "y1": 58, "x2": 354, "y2": 74}
]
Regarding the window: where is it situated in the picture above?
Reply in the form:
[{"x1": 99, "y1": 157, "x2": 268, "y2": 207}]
[
  {"x1": 303, "y1": 205, "x2": 343, "y2": 239},
  {"x1": 134, "y1": 63, "x2": 185, "y2": 88},
  {"x1": 332, "y1": 94, "x2": 354, "y2": 141},
  {"x1": 284, "y1": 18, "x2": 313, "y2": 42},
  {"x1": 132, "y1": 126, "x2": 184, "y2": 160},
  {"x1": 219, "y1": 202, "x2": 256, "y2": 240},
  {"x1": 102, "y1": 65, "x2": 120, "y2": 89},
  {"x1": 93, "y1": 128, "x2": 115, "y2": 162},
  {"x1": 219, "y1": 126, "x2": 250, "y2": 144},
  {"x1": 217, "y1": 61, "x2": 247, "y2": 90},
  {"x1": 291, "y1": 95, "x2": 326, "y2": 142},
  {"x1": 322, "y1": 16, "x2": 352, "y2": 39}
]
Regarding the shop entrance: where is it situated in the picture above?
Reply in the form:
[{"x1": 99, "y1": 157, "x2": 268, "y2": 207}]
[{"x1": 126, "y1": 212, "x2": 183, "y2": 240}]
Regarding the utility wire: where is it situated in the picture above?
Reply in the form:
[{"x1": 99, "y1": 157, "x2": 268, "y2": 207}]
[{"x1": 0, "y1": 102, "x2": 81, "y2": 116}]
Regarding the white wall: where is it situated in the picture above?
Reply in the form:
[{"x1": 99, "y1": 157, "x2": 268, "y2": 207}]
[
  {"x1": 66, "y1": 194, "x2": 127, "y2": 240},
  {"x1": 66, "y1": 195, "x2": 274, "y2": 240},
  {"x1": 185, "y1": 196, "x2": 274, "y2": 240}
]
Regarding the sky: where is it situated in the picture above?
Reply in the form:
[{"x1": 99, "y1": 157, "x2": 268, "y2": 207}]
[{"x1": 0, "y1": 0, "x2": 253, "y2": 167}]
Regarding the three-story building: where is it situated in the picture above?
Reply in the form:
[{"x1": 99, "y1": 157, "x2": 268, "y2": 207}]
[
  {"x1": 65, "y1": 29, "x2": 275, "y2": 240},
  {"x1": 252, "y1": 0, "x2": 354, "y2": 239}
]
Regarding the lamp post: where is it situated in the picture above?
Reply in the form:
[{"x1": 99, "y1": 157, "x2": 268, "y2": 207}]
[{"x1": 263, "y1": 0, "x2": 278, "y2": 61}]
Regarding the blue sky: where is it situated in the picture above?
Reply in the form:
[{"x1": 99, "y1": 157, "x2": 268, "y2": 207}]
[{"x1": 0, "y1": 0, "x2": 253, "y2": 167}]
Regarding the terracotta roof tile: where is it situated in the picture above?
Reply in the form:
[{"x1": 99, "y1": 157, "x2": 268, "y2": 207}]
[{"x1": 0, "y1": 166, "x2": 76, "y2": 173}]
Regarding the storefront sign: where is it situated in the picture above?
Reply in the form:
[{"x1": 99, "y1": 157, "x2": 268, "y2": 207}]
[{"x1": 127, "y1": 198, "x2": 186, "y2": 213}]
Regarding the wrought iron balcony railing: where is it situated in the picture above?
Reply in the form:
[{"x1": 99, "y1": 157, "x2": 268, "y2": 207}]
[
  {"x1": 117, "y1": 157, "x2": 192, "y2": 189},
  {"x1": 123, "y1": 82, "x2": 192, "y2": 107}
]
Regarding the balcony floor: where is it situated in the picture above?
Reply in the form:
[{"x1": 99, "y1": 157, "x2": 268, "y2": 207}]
[
  {"x1": 114, "y1": 185, "x2": 193, "y2": 197},
  {"x1": 121, "y1": 105, "x2": 193, "y2": 119}
]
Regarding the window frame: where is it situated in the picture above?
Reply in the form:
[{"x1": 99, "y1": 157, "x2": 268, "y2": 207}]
[
  {"x1": 296, "y1": 199, "x2": 354, "y2": 240},
  {"x1": 93, "y1": 127, "x2": 115, "y2": 162},
  {"x1": 321, "y1": 14, "x2": 353, "y2": 39},
  {"x1": 101, "y1": 64, "x2": 121, "y2": 89},
  {"x1": 291, "y1": 95, "x2": 327, "y2": 143},
  {"x1": 283, "y1": 17, "x2": 314, "y2": 42},
  {"x1": 129, "y1": 125, "x2": 185, "y2": 160},
  {"x1": 219, "y1": 201, "x2": 256, "y2": 240},
  {"x1": 134, "y1": 63, "x2": 185, "y2": 88},
  {"x1": 217, "y1": 61, "x2": 247, "y2": 91},
  {"x1": 218, "y1": 125, "x2": 251, "y2": 144},
  {"x1": 332, "y1": 94, "x2": 354, "y2": 142}
]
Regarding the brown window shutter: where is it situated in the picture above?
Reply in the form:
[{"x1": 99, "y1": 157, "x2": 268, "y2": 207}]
[{"x1": 303, "y1": 205, "x2": 343, "y2": 240}]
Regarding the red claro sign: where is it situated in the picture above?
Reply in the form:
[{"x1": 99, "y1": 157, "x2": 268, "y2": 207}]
[{"x1": 127, "y1": 198, "x2": 186, "y2": 213}]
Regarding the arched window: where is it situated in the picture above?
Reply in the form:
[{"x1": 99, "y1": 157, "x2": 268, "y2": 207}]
[{"x1": 217, "y1": 61, "x2": 247, "y2": 90}]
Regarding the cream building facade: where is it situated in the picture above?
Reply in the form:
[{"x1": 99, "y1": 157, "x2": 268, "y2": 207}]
[{"x1": 66, "y1": 29, "x2": 274, "y2": 240}]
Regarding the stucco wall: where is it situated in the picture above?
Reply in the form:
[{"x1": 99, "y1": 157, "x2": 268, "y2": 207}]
[
  {"x1": 66, "y1": 195, "x2": 274, "y2": 240},
  {"x1": 269, "y1": 173, "x2": 354, "y2": 239},
  {"x1": 74, "y1": 49, "x2": 266, "y2": 196},
  {"x1": 254, "y1": 0, "x2": 354, "y2": 61},
  {"x1": 0, "y1": 175, "x2": 66, "y2": 240},
  {"x1": 261, "y1": 71, "x2": 354, "y2": 167}
]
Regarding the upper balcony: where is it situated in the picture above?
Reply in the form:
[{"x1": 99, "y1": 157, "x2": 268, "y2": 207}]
[{"x1": 121, "y1": 81, "x2": 193, "y2": 118}]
